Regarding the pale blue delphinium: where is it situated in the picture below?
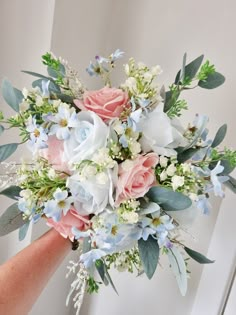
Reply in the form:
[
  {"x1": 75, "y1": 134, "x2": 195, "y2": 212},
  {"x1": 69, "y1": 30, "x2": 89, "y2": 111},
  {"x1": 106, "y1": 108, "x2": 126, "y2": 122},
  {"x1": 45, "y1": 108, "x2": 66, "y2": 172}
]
[
  {"x1": 110, "y1": 49, "x2": 124, "y2": 62},
  {"x1": 71, "y1": 226, "x2": 92, "y2": 239},
  {"x1": 18, "y1": 198, "x2": 41, "y2": 223},
  {"x1": 127, "y1": 108, "x2": 142, "y2": 132},
  {"x1": 80, "y1": 248, "x2": 107, "y2": 269},
  {"x1": 43, "y1": 188, "x2": 74, "y2": 222},
  {"x1": 26, "y1": 116, "x2": 48, "y2": 153},
  {"x1": 41, "y1": 80, "x2": 50, "y2": 98},
  {"x1": 196, "y1": 195, "x2": 212, "y2": 215},
  {"x1": 49, "y1": 105, "x2": 79, "y2": 140},
  {"x1": 208, "y1": 161, "x2": 228, "y2": 197}
]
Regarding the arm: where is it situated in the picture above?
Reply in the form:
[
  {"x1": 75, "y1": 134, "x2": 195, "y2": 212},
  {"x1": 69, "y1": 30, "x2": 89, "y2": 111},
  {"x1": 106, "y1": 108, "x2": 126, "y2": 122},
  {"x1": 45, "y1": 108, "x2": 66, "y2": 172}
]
[{"x1": 0, "y1": 229, "x2": 71, "y2": 315}]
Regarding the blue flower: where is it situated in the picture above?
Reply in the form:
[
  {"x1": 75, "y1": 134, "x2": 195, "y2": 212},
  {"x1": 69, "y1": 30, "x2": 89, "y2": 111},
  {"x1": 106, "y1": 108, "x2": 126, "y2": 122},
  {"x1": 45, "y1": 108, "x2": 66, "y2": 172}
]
[
  {"x1": 209, "y1": 161, "x2": 228, "y2": 197},
  {"x1": 110, "y1": 49, "x2": 124, "y2": 62},
  {"x1": 41, "y1": 80, "x2": 50, "y2": 98},
  {"x1": 80, "y1": 249, "x2": 107, "y2": 268},
  {"x1": 196, "y1": 195, "x2": 212, "y2": 214},
  {"x1": 49, "y1": 105, "x2": 79, "y2": 140},
  {"x1": 43, "y1": 188, "x2": 74, "y2": 221}
]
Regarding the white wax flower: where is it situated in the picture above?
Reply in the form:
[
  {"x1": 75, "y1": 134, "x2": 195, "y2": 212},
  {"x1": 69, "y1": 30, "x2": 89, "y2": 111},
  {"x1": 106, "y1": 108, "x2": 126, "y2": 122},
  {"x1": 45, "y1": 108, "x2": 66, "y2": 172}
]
[
  {"x1": 166, "y1": 164, "x2": 177, "y2": 176},
  {"x1": 172, "y1": 175, "x2": 185, "y2": 190}
]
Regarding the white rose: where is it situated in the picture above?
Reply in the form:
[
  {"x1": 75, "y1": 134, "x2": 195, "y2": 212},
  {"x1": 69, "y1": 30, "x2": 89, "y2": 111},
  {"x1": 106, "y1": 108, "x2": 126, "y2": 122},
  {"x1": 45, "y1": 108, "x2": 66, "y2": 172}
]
[
  {"x1": 63, "y1": 111, "x2": 108, "y2": 165},
  {"x1": 67, "y1": 172, "x2": 111, "y2": 215},
  {"x1": 139, "y1": 104, "x2": 187, "y2": 156}
]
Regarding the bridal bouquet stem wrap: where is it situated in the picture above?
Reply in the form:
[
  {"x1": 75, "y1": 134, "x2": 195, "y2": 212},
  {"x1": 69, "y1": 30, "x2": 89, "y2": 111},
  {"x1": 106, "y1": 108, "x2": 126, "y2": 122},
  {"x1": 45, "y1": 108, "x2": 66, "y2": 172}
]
[{"x1": 0, "y1": 50, "x2": 235, "y2": 312}]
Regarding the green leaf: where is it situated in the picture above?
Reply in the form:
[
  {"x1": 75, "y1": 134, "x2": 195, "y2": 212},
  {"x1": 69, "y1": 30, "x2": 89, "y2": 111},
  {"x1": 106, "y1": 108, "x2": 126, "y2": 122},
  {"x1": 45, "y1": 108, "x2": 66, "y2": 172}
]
[
  {"x1": 198, "y1": 72, "x2": 225, "y2": 89},
  {"x1": 224, "y1": 176, "x2": 236, "y2": 193},
  {"x1": 32, "y1": 79, "x2": 61, "y2": 94},
  {"x1": 164, "y1": 90, "x2": 180, "y2": 113},
  {"x1": 175, "y1": 55, "x2": 204, "y2": 84},
  {"x1": 177, "y1": 147, "x2": 202, "y2": 163},
  {"x1": 2, "y1": 79, "x2": 23, "y2": 112},
  {"x1": 22, "y1": 70, "x2": 51, "y2": 80},
  {"x1": 0, "y1": 125, "x2": 4, "y2": 135},
  {"x1": 0, "y1": 203, "x2": 25, "y2": 236},
  {"x1": 0, "y1": 185, "x2": 22, "y2": 200},
  {"x1": 147, "y1": 187, "x2": 192, "y2": 211},
  {"x1": 179, "y1": 53, "x2": 187, "y2": 83},
  {"x1": 47, "y1": 64, "x2": 65, "y2": 78},
  {"x1": 211, "y1": 124, "x2": 227, "y2": 148},
  {"x1": 0, "y1": 143, "x2": 18, "y2": 162},
  {"x1": 95, "y1": 259, "x2": 109, "y2": 286},
  {"x1": 167, "y1": 246, "x2": 187, "y2": 296},
  {"x1": 19, "y1": 220, "x2": 30, "y2": 241},
  {"x1": 184, "y1": 246, "x2": 214, "y2": 264},
  {"x1": 138, "y1": 236, "x2": 160, "y2": 279}
]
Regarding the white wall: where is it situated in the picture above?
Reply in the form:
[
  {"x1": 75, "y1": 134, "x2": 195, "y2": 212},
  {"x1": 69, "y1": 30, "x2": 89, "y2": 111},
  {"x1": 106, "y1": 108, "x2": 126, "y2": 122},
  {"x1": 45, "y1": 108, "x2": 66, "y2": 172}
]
[{"x1": 0, "y1": 0, "x2": 235, "y2": 314}]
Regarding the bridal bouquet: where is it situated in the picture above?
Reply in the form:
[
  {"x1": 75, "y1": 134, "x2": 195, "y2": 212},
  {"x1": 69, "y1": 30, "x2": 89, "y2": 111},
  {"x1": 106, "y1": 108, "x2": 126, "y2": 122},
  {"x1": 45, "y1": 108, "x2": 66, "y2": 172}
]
[{"x1": 0, "y1": 49, "x2": 235, "y2": 312}]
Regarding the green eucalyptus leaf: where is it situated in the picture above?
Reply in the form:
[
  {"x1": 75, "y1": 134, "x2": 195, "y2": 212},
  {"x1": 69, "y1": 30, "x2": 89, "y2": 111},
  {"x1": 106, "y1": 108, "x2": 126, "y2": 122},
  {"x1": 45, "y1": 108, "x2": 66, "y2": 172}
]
[
  {"x1": 82, "y1": 237, "x2": 91, "y2": 254},
  {"x1": 179, "y1": 53, "x2": 187, "y2": 83},
  {"x1": 0, "y1": 125, "x2": 4, "y2": 135},
  {"x1": 224, "y1": 175, "x2": 236, "y2": 193},
  {"x1": 184, "y1": 246, "x2": 214, "y2": 264},
  {"x1": 19, "y1": 220, "x2": 30, "y2": 241},
  {"x1": 177, "y1": 147, "x2": 202, "y2": 163},
  {"x1": 164, "y1": 90, "x2": 180, "y2": 113},
  {"x1": 0, "y1": 203, "x2": 24, "y2": 236},
  {"x1": 22, "y1": 70, "x2": 51, "y2": 80},
  {"x1": 211, "y1": 124, "x2": 227, "y2": 148},
  {"x1": 167, "y1": 246, "x2": 187, "y2": 296},
  {"x1": 0, "y1": 143, "x2": 18, "y2": 162},
  {"x1": 175, "y1": 54, "x2": 204, "y2": 84},
  {"x1": 95, "y1": 259, "x2": 109, "y2": 286},
  {"x1": 138, "y1": 236, "x2": 159, "y2": 280},
  {"x1": 147, "y1": 187, "x2": 192, "y2": 211},
  {"x1": 2, "y1": 79, "x2": 23, "y2": 112},
  {"x1": 198, "y1": 72, "x2": 225, "y2": 89},
  {"x1": 47, "y1": 64, "x2": 65, "y2": 78},
  {"x1": 0, "y1": 185, "x2": 22, "y2": 200}
]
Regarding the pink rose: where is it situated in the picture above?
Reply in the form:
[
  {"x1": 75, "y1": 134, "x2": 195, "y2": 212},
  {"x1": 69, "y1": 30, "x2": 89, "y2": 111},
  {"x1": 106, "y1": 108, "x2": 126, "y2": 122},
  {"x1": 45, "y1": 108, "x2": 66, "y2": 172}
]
[
  {"x1": 74, "y1": 86, "x2": 130, "y2": 120},
  {"x1": 115, "y1": 153, "x2": 159, "y2": 205},
  {"x1": 40, "y1": 136, "x2": 68, "y2": 173},
  {"x1": 47, "y1": 207, "x2": 90, "y2": 241}
]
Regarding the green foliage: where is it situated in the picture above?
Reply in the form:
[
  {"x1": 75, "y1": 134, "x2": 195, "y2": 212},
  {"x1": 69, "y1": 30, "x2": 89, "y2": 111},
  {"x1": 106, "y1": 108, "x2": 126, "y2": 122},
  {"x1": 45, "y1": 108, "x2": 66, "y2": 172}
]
[
  {"x1": 196, "y1": 60, "x2": 215, "y2": 81},
  {"x1": 167, "y1": 99, "x2": 188, "y2": 118},
  {"x1": 0, "y1": 112, "x2": 4, "y2": 120},
  {"x1": 210, "y1": 148, "x2": 236, "y2": 172},
  {"x1": 175, "y1": 54, "x2": 204, "y2": 85},
  {"x1": 0, "y1": 143, "x2": 18, "y2": 162},
  {"x1": 105, "y1": 248, "x2": 141, "y2": 273},
  {"x1": 86, "y1": 276, "x2": 101, "y2": 294},
  {"x1": 19, "y1": 221, "x2": 30, "y2": 241},
  {"x1": 42, "y1": 52, "x2": 61, "y2": 70},
  {"x1": 138, "y1": 236, "x2": 160, "y2": 279},
  {"x1": 198, "y1": 72, "x2": 225, "y2": 89},
  {"x1": 0, "y1": 203, "x2": 25, "y2": 236},
  {"x1": 211, "y1": 124, "x2": 227, "y2": 148},
  {"x1": 167, "y1": 246, "x2": 187, "y2": 296},
  {"x1": 147, "y1": 187, "x2": 192, "y2": 211},
  {"x1": 184, "y1": 246, "x2": 214, "y2": 264},
  {"x1": 0, "y1": 125, "x2": 4, "y2": 135},
  {"x1": 0, "y1": 185, "x2": 22, "y2": 200},
  {"x1": 2, "y1": 79, "x2": 23, "y2": 112}
]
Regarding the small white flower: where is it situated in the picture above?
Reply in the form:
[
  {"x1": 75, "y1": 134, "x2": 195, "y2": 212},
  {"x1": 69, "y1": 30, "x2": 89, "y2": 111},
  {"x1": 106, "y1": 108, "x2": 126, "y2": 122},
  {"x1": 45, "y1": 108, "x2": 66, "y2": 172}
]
[
  {"x1": 143, "y1": 72, "x2": 153, "y2": 82},
  {"x1": 160, "y1": 156, "x2": 168, "y2": 168},
  {"x1": 166, "y1": 164, "x2": 177, "y2": 176},
  {"x1": 160, "y1": 170, "x2": 167, "y2": 181},
  {"x1": 121, "y1": 160, "x2": 134, "y2": 171},
  {"x1": 189, "y1": 193, "x2": 198, "y2": 201},
  {"x1": 113, "y1": 120, "x2": 125, "y2": 135},
  {"x1": 36, "y1": 95, "x2": 44, "y2": 107},
  {"x1": 129, "y1": 140, "x2": 141, "y2": 156},
  {"x1": 121, "y1": 211, "x2": 139, "y2": 224},
  {"x1": 125, "y1": 77, "x2": 137, "y2": 90},
  {"x1": 124, "y1": 64, "x2": 130, "y2": 75},
  {"x1": 171, "y1": 175, "x2": 185, "y2": 190},
  {"x1": 19, "y1": 101, "x2": 29, "y2": 112},
  {"x1": 48, "y1": 168, "x2": 56, "y2": 179},
  {"x1": 182, "y1": 163, "x2": 191, "y2": 173},
  {"x1": 22, "y1": 87, "x2": 29, "y2": 99},
  {"x1": 151, "y1": 65, "x2": 162, "y2": 76}
]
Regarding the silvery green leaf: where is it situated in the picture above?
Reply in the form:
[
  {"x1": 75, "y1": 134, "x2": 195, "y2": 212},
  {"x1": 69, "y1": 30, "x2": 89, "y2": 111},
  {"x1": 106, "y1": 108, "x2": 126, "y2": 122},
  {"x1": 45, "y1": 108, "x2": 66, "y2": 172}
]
[
  {"x1": 175, "y1": 54, "x2": 204, "y2": 84},
  {"x1": 1, "y1": 79, "x2": 23, "y2": 112},
  {"x1": 32, "y1": 79, "x2": 61, "y2": 94},
  {"x1": 209, "y1": 159, "x2": 235, "y2": 175},
  {"x1": 47, "y1": 64, "x2": 65, "y2": 78},
  {"x1": 167, "y1": 246, "x2": 187, "y2": 296},
  {"x1": 211, "y1": 124, "x2": 227, "y2": 148},
  {"x1": 224, "y1": 176, "x2": 236, "y2": 193},
  {"x1": 184, "y1": 246, "x2": 214, "y2": 264},
  {"x1": 198, "y1": 72, "x2": 225, "y2": 89},
  {"x1": 177, "y1": 147, "x2": 202, "y2": 163},
  {"x1": 138, "y1": 236, "x2": 160, "y2": 280},
  {"x1": 179, "y1": 53, "x2": 187, "y2": 83},
  {"x1": 0, "y1": 143, "x2": 18, "y2": 162},
  {"x1": 147, "y1": 187, "x2": 192, "y2": 211},
  {"x1": 164, "y1": 89, "x2": 180, "y2": 112},
  {"x1": 104, "y1": 267, "x2": 118, "y2": 295},
  {"x1": 22, "y1": 70, "x2": 51, "y2": 80},
  {"x1": 19, "y1": 220, "x2": 30, "y2": 241},
  {"x1": 95, "y1": 259, "x2": 109, "y2": 286},
  {"x1": 0, "y1": 203, "x2": 25, "y2": 236},
  {"x1": 0, "y1": 185, "x2": 22, "y2": 200}
]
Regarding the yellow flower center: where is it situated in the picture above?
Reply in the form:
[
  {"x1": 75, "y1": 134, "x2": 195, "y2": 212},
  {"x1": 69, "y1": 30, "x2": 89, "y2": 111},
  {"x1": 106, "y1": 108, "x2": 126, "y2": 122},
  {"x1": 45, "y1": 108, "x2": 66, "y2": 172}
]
[
  {"x1": 58, "y1": 200, "x2": 66, "y2": 208},
  {"x1": 34, "y1": 129, "x2": 40, "y2": 137},
  {"x1": 111, "y1": 225, "x2": 118, "y2": 236},
  {"x1": 152, "y1": 217, "x2": 161, "y2": 227},
  {"x1": 59, "y1": 119, "x2": 68, "y2": 127}
]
